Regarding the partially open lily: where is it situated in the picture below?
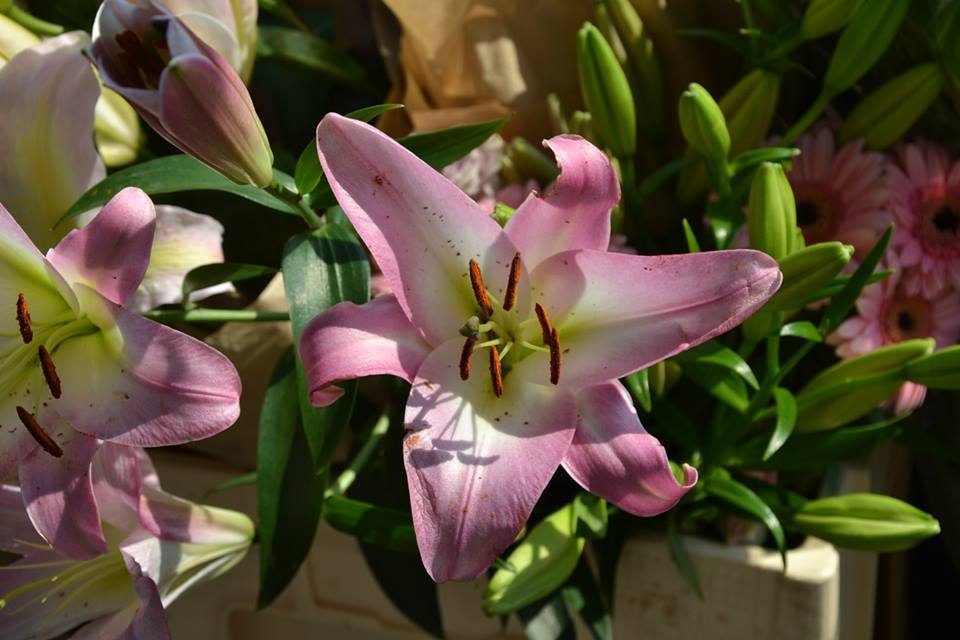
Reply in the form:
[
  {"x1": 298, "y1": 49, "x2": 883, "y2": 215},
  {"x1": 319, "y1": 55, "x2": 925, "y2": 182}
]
[
  {"x1": 0, "y1": 187, "x2": 241, "y2": 560},
  {"x1": 300, "y1": 115, "x2": 782, "y2": 581},
  {"x1": 0, "y1": 445, "x2": 253, "y2": 640}
]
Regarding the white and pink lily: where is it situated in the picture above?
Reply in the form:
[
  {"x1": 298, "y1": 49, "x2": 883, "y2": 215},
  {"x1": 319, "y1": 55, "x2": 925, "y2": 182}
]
[
  {"x1": 299, "y1": 115, "x2": 782, "y2": 581},
  {"x1": 0, "y1": 445, "x2": 253, "y2": 640},
  {"x1": 0, "y1": 187, "x2": 241, "y2": 561}
]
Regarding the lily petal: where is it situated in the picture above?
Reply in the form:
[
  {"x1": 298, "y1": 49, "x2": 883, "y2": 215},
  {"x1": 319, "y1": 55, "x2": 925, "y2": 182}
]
[
  {"x1": 317, "y1": 113, "x2": 524, "y2": 345},
  {"x1": 53, "y1": 287, "x2": 241, "y2": 447},
  {"x1": 0, "y1": 484, "x2": 45, "y2": 553},
  {"x1": 47, "y1": 188, "x2": 156, "y2": 306},
  {"x1": 92, "y1": 443, "x2": 150, "y2": 534},
  {"x1": 19, "y1": 429, "x2": 107, "y2": 559},
  {"x1": 0, "y1": 31, "x2": 105, "y2": 251},
  {"x1": 563, "y1": 381, "x2": 697, "y2": 516},
  {"x1": 404, "y1": 339, "x2": 577, "y2": 582},
  {"x1": 526, "y1": 249, "x2": 781, "y2": 387},
  {"x1": 299, "y1": 294, "x2": 432, "y2": 407},
  {"x1": 505, "y1": 135, "x2": 620, "y2": 269}
]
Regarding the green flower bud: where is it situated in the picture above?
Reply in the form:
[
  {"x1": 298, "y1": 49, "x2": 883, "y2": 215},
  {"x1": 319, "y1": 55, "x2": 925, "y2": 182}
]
[
  {"x1": 904, "y1": 345, "x2": 960, "y2": 389},
  {"x1": 789, "y1": 494, "x2": 940, "y2": 552},
  {"x1": 824, "y1": 0, "x2": 911, "y2": 95},
  {"x1": 491, "y1": 203, "x2": 516, "y2": 228},
  {"x1": 801, "y1": 0, "x2": 865, "y2": 40},
  {"x1": 648, "y1": 360, "x2": 667, "y2": 396},
  {"x1": 483, "y1": 502, "x2": 584, "y2": 615},
  {"x1": 547, "y1": 92, "x2": 569, "y2": 135},
  {"x1": 748, "y1": 162, "x2": 798, "y2": 261},
  {"x1": 577, "y1": 22, "x2": 637, "y2": 159},
  {"x1": 679, "y1": 83, "x2": 730, "y2": 164},
  {"x1": 796, "y1": 339, "x2": 934, "y2": 431},
  {"x1": 767, "y1": 242, "x2": 854, "y2": 311},
  {"x1": 838, "y1": 64, "x2": 945, "y2": 150},
  {"x1": 507, "y1": 137, "x2": 561, "y2": 184},
  {"x1": 569, "y1": 110, "x2": 596, "y2": 142}
]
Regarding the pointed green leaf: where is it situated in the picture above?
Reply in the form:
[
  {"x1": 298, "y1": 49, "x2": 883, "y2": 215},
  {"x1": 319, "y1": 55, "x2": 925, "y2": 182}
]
[
  {"x1": 780, "y1": 321, "x2": 822, "y2": 342},
  {"x1": 322, "y1": 495, "x2": 417, "y2": 553},
  {"x1": 256, "y1": 25, "x2": 376, "y2": 92},
  {"x1": 181, "y1": 262, "x2": 277, "y2": 309},
  {"x1": 682, "y1": 218, "x2": 701, "y2": 253},
  {"x1": 819, "y1": 226, "x2": 891, "y2": 333},
  {"x1": 675, "y1": 341, "x2": 759, "y2": 389},
  {"x1": 667, "y1": 511, "x2": 703, "y2": 600},
  {"x1": 763, "y1": 387, "x2": 798, "y2": 460},
  {"x1": 623, "y1": 369, "x2": 652, "y2": 412},
  {"x1": 706, "y1": 472, "x2": 787, "y2": 566}
]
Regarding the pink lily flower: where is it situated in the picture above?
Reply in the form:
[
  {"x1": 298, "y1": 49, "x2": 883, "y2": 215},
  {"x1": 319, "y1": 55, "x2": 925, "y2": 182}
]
[
  {"x1": 90, "y1": 0, "x2": 273, "y2": 187},
  {"x1": 299, "y1": 115, "x2": 782, "y2": 582},
  {"x1": 0, "y1": 445, "x2": 254, "y2": 640},
  {"x1": 0, "y1": 187, "x2": 241, "y2": 561}
]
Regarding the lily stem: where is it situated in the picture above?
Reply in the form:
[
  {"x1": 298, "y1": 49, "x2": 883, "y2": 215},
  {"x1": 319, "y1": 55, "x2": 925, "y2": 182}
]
[
  {"x1": 143, "y1": 309, "x2": 289, "y2": 324},
  {"x1": 7, "y1": 6, "x2": 64, "y2": 36},
  {"x1": 326, "y1": 412, "x2": 391, "y2": 497},
  {"x1": 266, "y1": 181, "x2": 323, "y2": 229}
]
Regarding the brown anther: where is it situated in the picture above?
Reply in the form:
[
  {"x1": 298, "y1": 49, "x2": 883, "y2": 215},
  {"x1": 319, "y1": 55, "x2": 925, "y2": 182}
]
[
  {"x1": 459, "y1": 337, "x2": 477, "y2": 381},
  {"x1": 503, "y1": 252, "x2": 522, "y2": 311},
  {"x1": 16, "y1": 293, "x2": 32, "y2": 344},
  {"x1": 15, "y1": 406, "x2": 62, "y2": 458},
  {"x1": 549, "y1": 328, "x2": 561, "y2": 385},
  {"x1": 468, "y1": 260, "x2": 494, "y2": 317},
  {"x1": 534, "y1": 303, "x2": 553, "y2": 344},
  {"x1": 489, "y1": 346, "x2": 504, "y2": 397},
  {"x1": 38, "y1": 346, "x2": 62, "y2": 399}
]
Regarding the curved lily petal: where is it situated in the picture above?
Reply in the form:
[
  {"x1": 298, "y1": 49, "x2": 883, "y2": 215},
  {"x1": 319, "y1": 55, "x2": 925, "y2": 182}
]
[
  {"x1": 53, "y1": 287, "x2": 241, "y2": 447},
  {"x1": 92, "y1": 443, "x2": 150, "y2": 534},
  {"x1": 0, "y1": 31, "x2": 105, "y2": 251},
  {"x1": 299, "y1": 294, "x2": 432, "y2": 407},
  {"x1": 525, "y1": 249, "x2": 781, "y2": 387},
  {"x1": 317, "y1": 113, "x2": 526, "y2": 345},
  {"x1": 47, "y1": 188, "x2": 156, "y2": 307},
  {"x1": 404, "y1": 339, "x2": 577, "y2": 582},
  {"x1": 505, "y1": 135, "x2": 620, "y2": 269},
  {"x1": 563, "y1": 381, "x2": 697, "y2": 516},
  {"x1": 0, "y1": 483, "x2": 45, "y2": 552},
  {"x1": 19, "y1": 429, "x2": 107, "y2": 559}
]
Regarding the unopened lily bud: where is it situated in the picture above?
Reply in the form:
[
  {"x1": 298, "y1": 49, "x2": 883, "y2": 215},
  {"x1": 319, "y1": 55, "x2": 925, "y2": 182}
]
[
  {"x1": 767, "y1": 242, "x2": 853, "y2": 310},
  {"x1": 904, "y1": 345, "x2": 960, "y2": 389},
  {"x1": 679, "y1": 83, "x2": 730, "y2": 164},
  {"x1": 547, "y1": 92, "x2": 569, "y2": 134},
  {"x1": 507, "y1": 137, "x2": 560, "y2": 184},
  {"x1": 790, "y1": 494, "x2": 940, "y2": 552},
  {"x1": 823, "y1": 0, "x2": 911, "y2": 95},
  {"x1": 648, "y1": 360, "x2": 667, "y2": 396},
  {"x1": 748, "y1": 162, "x2": 797, "y2": 261},
  {"x1": 838, "y1": 64, "x2": 944, "y2": 150},
  {"x1": 484, "y1": 502, "x2": 584, "y2": 615},
  {"x1": 801, "y1": 0, "x2": 865, "y2": 40},
  {"x1": 797, "y1": 339, "x2": 934, "y2": 431},
  {"x1": 95, "y1": 87, "x2": 144, "y2": 167},
  {"x1": 604, "y1": 0, "x2": 665, "y2": 139},
  {"x1": 577, "y1": 21, "x2": 636, "y2": 159},
  {"x1": 91, "y1": 0, "x2": 274, "y2": 187},
  {"x1": 569, "y1": 110, "x2": 596, "y2": 142}
]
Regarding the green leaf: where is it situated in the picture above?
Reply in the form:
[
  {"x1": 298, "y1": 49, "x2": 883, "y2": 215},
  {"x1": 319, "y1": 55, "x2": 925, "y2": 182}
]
[
  {"x1": 667, "y1": 511, "x2": 703, "y2": 600},
  {"x1": 573, "y1": 493, "x2": 608, "y2": 539},
  {"x1": 181, "y1": 263, "x2": 277, "y2": 309},
  {"x1": 204, "y1": 471, "x2": 257, "y2": 498},
  {"x1": 763, "y1": 387, "x2": 798, "y2": 460},
  {"x1": 281, "y1": 224, "x2": 371, "y2": 470},
  {"x1": 256, "y1": 350, "x2": 326, "y2": 609},
  {"x1": 322, "y1": 495, "x2": 417, "y2": 553},
  {"x1": 562, "y1": 561, "x2": 612, "y2": 640},
  {"x1": 796, "y1": 268, "x2": 894, "y2": 307},
  {"x1": 678, "y1": 28, "x2": 752, "y2": 57},
  {"x1": 623, "y1": 369, "x2": 652, "y2": 412},
  {"x1": 294, "y1": 104, "x2": 404, "y2": 195},
  {"x1": 675, "y1": 341, "x2": 759, "y2": 389},
  {"x1": 679, "y1": 361, "x2": 749, "y2": 411},
  {"x1": 706, "y1": 472, "x2": 787, "y2": 565},
  {"x1": 60, "y1": 155, "x2": 300, "y2": 225},
  {"x1": 256, "y1": 25, "x2": 375, "y2": 92},
  {"x1": 681, "y1": 218, "x2": 701, "y2": 252},
  {"x1": 730, "y1": 146, "x2": 801, "y2": 176},
  {"x1": 780, "y1": 321, "x2": 822, "y2": 342},
  {"x1": 819, "y1": 226, "x2": 892, "y2": 334}
]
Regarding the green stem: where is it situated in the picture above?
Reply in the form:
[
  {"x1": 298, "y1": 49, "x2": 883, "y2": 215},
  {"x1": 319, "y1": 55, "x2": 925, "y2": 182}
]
[
  {"x1": 143, "y1": 309, "x2": 289, "y2": 324},
  {"x1": 7, "y1": 6, "x2": 64, "y2": 36},
  {"x1": 326, "y1": 413, "x2": 390, "y2": 497},
  {"x1": 266, "y1": 182, "x2": 323, "y2": 229},
  {"x1": 781, "y1": 91, "x2": 833, "y2": 146}
]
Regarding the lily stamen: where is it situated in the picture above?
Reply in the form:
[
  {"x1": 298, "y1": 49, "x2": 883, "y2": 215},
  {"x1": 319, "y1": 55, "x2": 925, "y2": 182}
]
[
  {"x1": 503, "y1": 252, "x2": 522, "y2": 311},
  {"x1": 499, "y1": 341, "x2": 514, "y2": 359},
  {"x1": 521, "y1": 340, "x2": 550, "y2": 353},
  {"x1": 549, "y1": 328, "x2": 561, "y2": 385},
  {"x1": 38, "y1": 346, "x2": 62, "y2": 399},
  {"x1": 459, "y1": 337, "x2": 477, "y2": 381},
  {"x1": 15, "y1": 406, "x2": 63, "y2": 458},
  {"x1": 534, "y1": 303, "x2": 553, "y2": 344},
  {"x1": 16, "y1": 293, "x2": 32, "y2": 344},
  {"x1": 468, "y1": 259, "x2": 494, "y2": 317},
  {"x1": 489, "y1": 346, "x2": 504, "y2": 397}
]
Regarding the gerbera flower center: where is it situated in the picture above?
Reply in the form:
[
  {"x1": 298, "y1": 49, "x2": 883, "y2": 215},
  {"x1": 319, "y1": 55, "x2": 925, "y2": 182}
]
[
  {"x1": 919, "y1": 195, "x2": 960, "y2": 257},
  {"x1": 794, "y1": 187, "x2": 840, "y2": 245},
  {"x1": 458, "y1": 253, "x2": 560, "y2": 396},
  {"x1": 882, "y1": 289, "x2": 934, "y2": 343}
]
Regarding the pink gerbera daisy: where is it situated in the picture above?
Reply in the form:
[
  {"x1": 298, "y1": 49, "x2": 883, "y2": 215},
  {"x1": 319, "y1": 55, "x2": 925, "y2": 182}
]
[
  {"x1": 787, "y1": 127, "x2": 891, "y2": 258},
  {"x1": 827, "y1": 249, "x2": 960, "y2": 413},
  {"x1": 887, "y1": 140, "x2": 960, "y2": 298}
]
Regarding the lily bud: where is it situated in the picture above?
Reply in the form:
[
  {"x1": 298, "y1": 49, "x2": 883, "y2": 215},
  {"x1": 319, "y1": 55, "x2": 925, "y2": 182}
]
[
  {"x1": 158, "y1": 0, "x2": 259, "y2": 82},
  {"x1": 837, "y1": 64, "x2": 945, "y2": 150},
  {"x1": 801, "y1": 0, "x2": 865, "y2": 40},
  {"x1": 904, "y1": 345, "x2": 960, "y2": 389},
  {"x1": 91, "y1": 0, "x2": 274, "y2": 187},
  {"x1": 823, "y1": 0, "x2": 911, "y2": 95},
  {"x1": 767, "y1": 242, "x2": 854, "y2": 310},
  {"x1": 679, "y1": 83, "x2": 730, "y2": 164},
  {"x1": 790, "y1": 494, "x2": 940, "y2": 552},
  {"x1": 577, "y1": 21, "x2": 636, "y2": 159},
  {"x1": 95, "y1": 86, "x2": 144, "y2": 167},
  {"x1": 484, "y1": 502, "x2": 584, "y2": 615},
  {"x1": 747, "y1": 162, "x2": 798, "y2": 261},
  {"x1": 603, "y1": 0, "x2": 664, "y2": 139},
  {"x1": 796, "y1": 339, "x2": 934, "y2": 431}
]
